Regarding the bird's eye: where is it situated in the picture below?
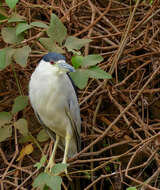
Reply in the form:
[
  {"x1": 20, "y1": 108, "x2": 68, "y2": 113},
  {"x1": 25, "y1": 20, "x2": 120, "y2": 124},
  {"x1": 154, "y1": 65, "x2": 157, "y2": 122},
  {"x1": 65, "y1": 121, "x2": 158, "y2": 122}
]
[{"x1": 50, "y1": 61, "x2": 54, "y2": 65}]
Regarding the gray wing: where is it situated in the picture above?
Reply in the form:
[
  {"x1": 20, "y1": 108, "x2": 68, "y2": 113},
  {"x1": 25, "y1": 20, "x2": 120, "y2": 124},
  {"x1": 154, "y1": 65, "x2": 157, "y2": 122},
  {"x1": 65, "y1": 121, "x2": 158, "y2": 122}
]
[{"x1": 66, "y1": 75, "x2": 81, "y2": 152}]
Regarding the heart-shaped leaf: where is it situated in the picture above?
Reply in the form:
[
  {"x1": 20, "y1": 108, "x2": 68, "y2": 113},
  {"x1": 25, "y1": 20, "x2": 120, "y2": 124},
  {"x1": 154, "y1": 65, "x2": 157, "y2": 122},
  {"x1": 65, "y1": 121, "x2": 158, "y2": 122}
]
[
  {"x1": 14, "y1": 45, "x2": 31, "y2": 67},
  {"x1": 65, "y1": 36, "x2": 91, "y2": 52},
  {"x1": 12, "y1": 96, "x2": 28, "y2": 114},
  {"x1": 86, "y1": 66, "x2": 112, "y2": 79},
  {"x1": 1, "y1": 27, "x2": 24, "y2": 44},
  {"x1": 70, "y1": 70, "x2": 89, "y2": 89},
  {"x1": 14, "y1": 118, "x2": 28, "y2": 136},
  {"x1": 0, "y1": 125, "x2": 12, "y2": 142},
  {"x1": 47, "y1": 14, "x2": 67, "y2": 45},
  {"x1": 37, "y1": 129, "x2": 49, "y2": 142},
  {"x1": 39, "y1": 38, "x2": 64, "y2": 53},
  {"x1": 81, "y1": 54, "x2": 104, "y2": 67}
]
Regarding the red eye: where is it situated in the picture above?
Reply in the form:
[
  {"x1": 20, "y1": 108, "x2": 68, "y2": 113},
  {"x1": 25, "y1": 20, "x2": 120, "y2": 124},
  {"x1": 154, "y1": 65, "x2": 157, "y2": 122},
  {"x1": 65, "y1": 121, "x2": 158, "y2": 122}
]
[{"x1": 50, "y1": 61, "x2": 54, "y2": 64}]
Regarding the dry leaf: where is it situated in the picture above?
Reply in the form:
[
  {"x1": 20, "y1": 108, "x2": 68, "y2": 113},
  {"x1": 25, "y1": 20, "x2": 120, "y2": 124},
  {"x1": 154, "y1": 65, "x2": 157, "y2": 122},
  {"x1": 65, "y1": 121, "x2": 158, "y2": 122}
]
[{"x1": 17, "y1": 143, "x2": 33, "y2": 161}]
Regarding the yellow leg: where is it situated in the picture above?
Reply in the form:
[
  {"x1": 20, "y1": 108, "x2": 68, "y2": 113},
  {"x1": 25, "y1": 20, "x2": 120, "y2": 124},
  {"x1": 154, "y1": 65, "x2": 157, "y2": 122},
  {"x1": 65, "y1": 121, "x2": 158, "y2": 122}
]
[
  {"x1": 62, "y1": 134, "x2": 71, "y2": 164},
  {"x1": 45, "y1": 135, "x2": 60, "y2": 172},
  {"x1": 62, "y1": 133, "x2": 71, "y2": 178}
]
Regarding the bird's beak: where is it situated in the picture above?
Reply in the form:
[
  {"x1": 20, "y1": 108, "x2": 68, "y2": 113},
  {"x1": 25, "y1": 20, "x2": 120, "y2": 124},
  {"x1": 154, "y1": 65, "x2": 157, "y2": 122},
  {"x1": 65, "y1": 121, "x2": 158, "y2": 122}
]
[{"x1": 54, "y1": 63, "x2": 69, "y2": 74}]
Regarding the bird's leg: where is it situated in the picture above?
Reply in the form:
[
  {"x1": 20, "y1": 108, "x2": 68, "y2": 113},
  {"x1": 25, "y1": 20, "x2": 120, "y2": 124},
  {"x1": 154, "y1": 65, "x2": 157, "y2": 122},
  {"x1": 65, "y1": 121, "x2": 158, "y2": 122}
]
[
  {"x1": 62, "y1": 133, "x2": 71, "y2": 174},
  {"x1": 45, "y1": 135, "x2": 60, "y2": 172}
]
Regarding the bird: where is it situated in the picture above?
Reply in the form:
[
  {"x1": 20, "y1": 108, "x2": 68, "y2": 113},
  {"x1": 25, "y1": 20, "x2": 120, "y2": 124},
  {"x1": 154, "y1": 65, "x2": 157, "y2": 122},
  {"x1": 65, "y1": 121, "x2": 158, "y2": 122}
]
[{"x1": 29, "y1": 52, "x2": 81, "y2": 172}]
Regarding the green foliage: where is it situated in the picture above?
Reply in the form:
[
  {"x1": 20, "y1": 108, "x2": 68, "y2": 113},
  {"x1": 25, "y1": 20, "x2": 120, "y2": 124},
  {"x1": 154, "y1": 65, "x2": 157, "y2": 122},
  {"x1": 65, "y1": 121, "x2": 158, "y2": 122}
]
[
  {"x1": 30, "y1": 21, "x2": 48, "y2": 28},
  {"x1": 8, "y1": 13, "x2": 25, "y2": 23},
  {"x1": 11, "y1": 96, "x2": 28, "y2": 114},
  {"x1": 0, "y1": 111, "x2": 12, "y2": 142},
  {"x1": 0, "y1": 125, "x2": 12, "y2": 142},
  {"x1": 0, "y1": 112, "x2": 12, "y2": 121},
  {"x1": 0, "y1": 12, "x2": 111, "y2": 89},
  {"x1": 71, "y1": 55, "x2": 83, "y2": 69},
  {"x1": 37, "y1": 129, "x2": 49, "y2": 142},
  {"x1": 47, "y1": 14, "x2": 67, "y2": 45},
  {"x1": 34, "y1": 155, "x2": 47, "y2": 170},
  {"x1": 14, "y1": 118, "x2": 28, "y2": 136},
  {"x1": 51, "y1": 163, "x2": 68, "y2": 175},
  {"x1": 126, "y1": 187, "x2": 137, "y2": 190},
  {"x1": 1, "y1": 27, "x2": 24, "y2": 44},
  {"x1": 70, "y1": 70, "x2": 89, "y2": 89},
  {"x1": 105, "y1": 166, "x2": 111, "y2": 172},
  {"x1": 16, "y1": 23, "x2": 32, "y2": 35},
  {"x1": 33, "y1": 163, "x2": 67, "y2": 190},
  {"x1": 39, "y1": 38, "x2": 64, "y2": 53},
  {"x1": 65, "y1": 36, "x2": 91, "y2": 53},
  {"x1": 0, "y1": 48, "x2": 16, "y2": 70},
  {"x1": 5, "y1": 0, "x2": 19, "y2": 9},
  {"x1": 0, "y1": 96, "x2": 29, "y2": 142},
  {"x1": 14, "y1": 45, "x2": 31, "y2": 67},
  {"x1": 70, "y1": 55, "x2": 112, "y2": 89},
  {"x1": 0, "y1": 49, "x2": 7, "y2": 70},
  {"x1": 33, "y1": 173, "x2": 62, "y2": 190},
  {"x1": 81, "y1": 54, "x2": 104, "y2": 67}
]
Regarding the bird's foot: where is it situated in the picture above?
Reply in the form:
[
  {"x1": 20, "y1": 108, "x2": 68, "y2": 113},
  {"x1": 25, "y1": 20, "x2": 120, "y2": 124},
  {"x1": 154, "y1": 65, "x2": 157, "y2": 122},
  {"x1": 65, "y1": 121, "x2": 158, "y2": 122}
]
[
  {"x1": 45, "y1": 161, "x2": 56, "y2": 173},
  {"x1": 62, "y1": 162, "x2": 72, "y2": 181}
]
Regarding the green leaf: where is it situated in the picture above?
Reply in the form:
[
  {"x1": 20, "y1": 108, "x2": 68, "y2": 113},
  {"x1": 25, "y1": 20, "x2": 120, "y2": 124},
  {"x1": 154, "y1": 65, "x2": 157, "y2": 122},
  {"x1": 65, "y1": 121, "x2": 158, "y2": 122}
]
[
  {"x1": 65, "y1": 36, "x2": 91, "y2": 51},
  {"x1": 0, "y1": 112, "x2": 12, "y2": 121},
  {"x1": 86, "y1": 66, "x2": 112, "y2": 79},
  {"x1": 40, "y1": 155, "x2": 47, "y2": 166},
  {"x1": 34, "y1": 162, "x2": 42, "y2": 170},
  {"x1": 0, "y1": 49, "x2": 6, "y2": 70},
  {"x1": 0, "y1": 14, "x2": 7, "y2": 20},
  {"x1": 14, "y1": 45, "x2": 31, "y2": 67},
  {"x1": 0, "y1": 125, "x2": 12, "y2": 142},
  {"x1": 5, "y1": 0, "x2": 19, "y2": 9},
  {"x1": 47, "y1": 176, "x2": 62, "y2": 190},
  {"x1": 0, "y1": 112, "x2": 12, "y2": 128},
  {"x1": 11, "y1": 96, "x2": 28, "y2": 114},
  {"x1": 43, "y1": 186, "x2": 49, "y2": 190},
  {"x1": 37, "y1": 129, "x2": 49, "y2": 142},
  {"x1": 1, "y1": 27, "x2": 24, "y2": 44},
  {"x1": 71, "y1": 55, "x2": 83, "y2": 69},
  {"x1": 81, "y1": 54, "x2": 104, "y2": 67},
  {"x1": 39, "y1": 38, "x2": 64, "y2": 53},
  {"x1": 126, "y1": 187, "x2": 137, "y2": 190},
  {"x1": 16, "y1": 23, "x2": 32, "y2": 35},
  {"x1": 70, "y1": 70, "x2": 89, "y2": 89},
  {"x1": 14, "y1": 118, "x2": 28, "y2": 136},
  {"x1": 34, "y1": 155, "x2": 46, "y2": 169},
  {"x1": 19, "y1": 135, "x2": 32, "y2": 144},
  {"x1": 47, "y1": 14, "x2": 67, "y2": 45},
  {"x1": 30, "y1": 22, "x2": 48, "y2": 28},
  {"x1": 51, "y1": 163, "x2": 68, "y2": 176},
  {"x1": 8, "y1": 13, "x2": 25, "y2": 23},
  {"x1": 0, "y1": 48, "x2": 15, "y2": 70},
  {"x1": 33, "y1": 173, "x2": 62, "y2": 190},
  {"x1": 33, "y1": 172, "x2": 48, "y2": 187}
]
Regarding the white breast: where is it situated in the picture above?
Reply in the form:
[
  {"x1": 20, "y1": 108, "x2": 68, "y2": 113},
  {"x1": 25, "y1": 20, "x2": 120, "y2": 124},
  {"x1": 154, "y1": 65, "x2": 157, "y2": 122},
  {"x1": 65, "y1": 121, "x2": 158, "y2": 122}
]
[{"x1": 29, "y1": 60, "x2": 72, "y2": 137}]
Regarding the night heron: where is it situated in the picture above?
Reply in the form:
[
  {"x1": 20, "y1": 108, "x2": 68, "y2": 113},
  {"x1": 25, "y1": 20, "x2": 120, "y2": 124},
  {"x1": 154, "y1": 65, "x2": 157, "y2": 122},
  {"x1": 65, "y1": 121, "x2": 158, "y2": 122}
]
[{"x1": 29, "y1": 52, "x2": 81, "y2": 172}]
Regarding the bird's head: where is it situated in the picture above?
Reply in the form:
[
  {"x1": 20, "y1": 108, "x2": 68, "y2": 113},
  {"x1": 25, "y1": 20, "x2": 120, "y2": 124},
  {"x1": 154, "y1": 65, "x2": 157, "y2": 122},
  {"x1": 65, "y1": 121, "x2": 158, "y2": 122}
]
[{"x1": 41, "y1": 52, "x2": 75, "y2": 73}]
